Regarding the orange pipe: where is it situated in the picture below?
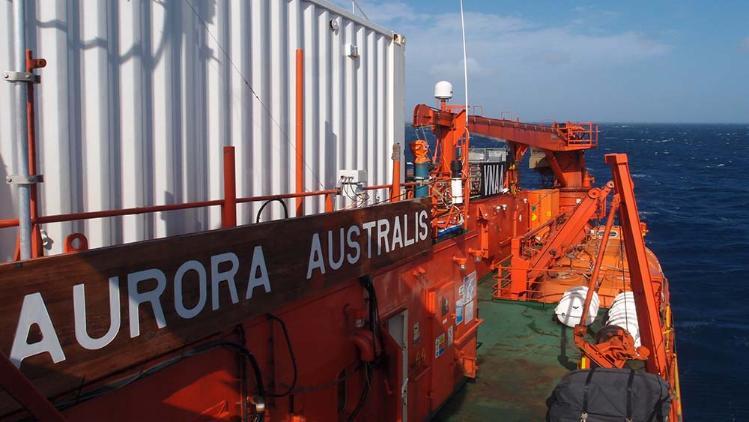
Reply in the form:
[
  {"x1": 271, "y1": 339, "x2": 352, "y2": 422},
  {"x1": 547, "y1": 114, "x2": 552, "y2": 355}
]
[
  {"x1": 0, "y1": 219, "x2": 18, "y2": 229},
  {"x1": 238, "y1": 189, "x2": 338, "y2": 203},
  {"x1": 36, "y1": 200, "x2": 224, "y2": 224},
  {"x1": 295, "y1": 49, "x2": 304, "y2": 217},
  {"x1": 25, "y1": 49, "x2": 44, "y2": 258},
  {"x1": 325, "y1": 193, "x2": 334, "y2": 213},
  {"x1": 462, "y1": 129, "x2": 470, "y2": 228},
  {"x1": 363, "y1": 182, "x2": 416, "y2": 191},
  {"x1": 391, "y1": 143, "x2": 401, "y2": 202},
  {"x1": 0, "y1": 190, "x2": 342, "y2": 230},
  {"x1": 221, "y1": 146, "x2": 237, "y2": 228}
]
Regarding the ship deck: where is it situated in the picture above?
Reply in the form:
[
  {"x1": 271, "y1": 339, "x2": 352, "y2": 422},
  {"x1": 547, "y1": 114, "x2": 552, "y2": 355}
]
[{"x1": 433, "y1": 274, "x2": 591, "y2": 421}]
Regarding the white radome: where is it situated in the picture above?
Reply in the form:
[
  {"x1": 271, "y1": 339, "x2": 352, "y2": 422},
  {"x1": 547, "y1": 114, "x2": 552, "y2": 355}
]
[{"x1": 434, "y1": 81, "x2": 454, "y2": 100}]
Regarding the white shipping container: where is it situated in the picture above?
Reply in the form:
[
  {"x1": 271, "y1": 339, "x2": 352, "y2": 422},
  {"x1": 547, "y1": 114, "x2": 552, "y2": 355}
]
[{"x1": 0, "y1": 0, "x2": 406, "y2": 260}]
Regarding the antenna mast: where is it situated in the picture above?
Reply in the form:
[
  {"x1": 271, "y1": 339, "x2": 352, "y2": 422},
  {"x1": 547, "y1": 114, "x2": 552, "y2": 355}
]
[{"x1": 459, "y1": 0, "x2": 469, "y2": 126}]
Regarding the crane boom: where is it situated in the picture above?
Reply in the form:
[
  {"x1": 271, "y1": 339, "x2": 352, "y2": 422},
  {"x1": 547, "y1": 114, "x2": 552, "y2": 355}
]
[
  {"x1": 412, "y1": 104, "x2": 599, "y2": 189},
  {"x1": 466, "y1": 115, "x2": 597, "y2": 151}
]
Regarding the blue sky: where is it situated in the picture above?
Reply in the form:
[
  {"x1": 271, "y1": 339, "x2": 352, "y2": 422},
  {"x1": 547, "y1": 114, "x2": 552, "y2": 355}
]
[{"x1": 341, "y1": 0, "x2": 749, "y2": 123}]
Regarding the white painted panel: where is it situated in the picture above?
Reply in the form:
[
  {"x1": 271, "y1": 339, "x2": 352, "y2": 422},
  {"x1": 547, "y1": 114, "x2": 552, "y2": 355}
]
[{"x1": 0, "y1": 0, "x2": 405, "y2": 261}]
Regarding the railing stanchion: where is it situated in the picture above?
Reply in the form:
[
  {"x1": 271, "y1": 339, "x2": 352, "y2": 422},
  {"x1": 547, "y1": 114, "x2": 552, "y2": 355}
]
[
  {"x1": 25, "y1": 49, "x2": 45, "y2": 258},
  {"x1": 295, "y1": 49, "x2": 305, "y2": 217},
  {"x1": 222, "y1": 146, "x2": 237, "y2": 228},
  {"x1": 325, "y1": 193, "x2": 334, "y2": 213},
  {"x1": 391, "y1": 143, "x2": 401, "y2": 202}
]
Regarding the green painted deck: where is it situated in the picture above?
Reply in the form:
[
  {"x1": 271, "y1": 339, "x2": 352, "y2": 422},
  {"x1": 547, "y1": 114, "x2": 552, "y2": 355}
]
[{"x1": 434, "y1": 276, "x2": 587, "y2": 421}]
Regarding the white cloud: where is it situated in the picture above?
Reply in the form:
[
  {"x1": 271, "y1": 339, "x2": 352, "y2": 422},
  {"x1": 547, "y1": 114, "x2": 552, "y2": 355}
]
[
  {"x1": 348, "y1": 1, "x2": 671, "y2": 121},
  {"x1": 398, "y1": 10, "x2": 669, "y2": 71},
  {"x1": 361, "y1": 1, "x2": 420, "y2": 23}
]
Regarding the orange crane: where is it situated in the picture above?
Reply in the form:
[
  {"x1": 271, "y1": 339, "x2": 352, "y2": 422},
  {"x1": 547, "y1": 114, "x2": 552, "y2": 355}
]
[
  {"x1": 413, "y1": 103, "x2": 680, "y2": 420},
  {"x1": 412, "y1": 103, "x2": 598, "y2": 191}
]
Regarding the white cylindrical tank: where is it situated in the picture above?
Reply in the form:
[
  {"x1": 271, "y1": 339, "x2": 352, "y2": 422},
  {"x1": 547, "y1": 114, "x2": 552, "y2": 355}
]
[
  {"x1": 434, "y1": 81, "x2": 454, "y2": 100},
  {"x1": 555, "y1": 286, "x2": 600, "y2": 327},
  {"x1": 606, "y1": 291, "x2": 641, "y2": 348}
]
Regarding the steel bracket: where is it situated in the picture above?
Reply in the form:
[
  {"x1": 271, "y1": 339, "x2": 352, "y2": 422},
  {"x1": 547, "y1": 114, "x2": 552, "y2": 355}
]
[
  {"x1": 3, "y1": 71, "x2": 40, "y2": 84},
  {"x1": 6, "y1": 174, "x2": 43, "y2": 185}
]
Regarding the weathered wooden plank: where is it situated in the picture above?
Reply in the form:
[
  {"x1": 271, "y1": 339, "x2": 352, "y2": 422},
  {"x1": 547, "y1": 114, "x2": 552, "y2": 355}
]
[{"x1": 0, "y1": 199, "x2": 431, "y2": 414}]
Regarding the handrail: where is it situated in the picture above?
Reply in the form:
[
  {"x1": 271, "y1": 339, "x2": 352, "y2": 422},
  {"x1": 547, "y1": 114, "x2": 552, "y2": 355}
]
[
  {"x1": 1, "y1": 143, "x2": 413, "y2": 260},
  {"x1": 363, "y1": 181, "x2": 417, "y2": 191},
  {"x1": 236, "y1": 189, "x2": 339, "y2": 203},
  {"x1": 0, "y1": 200, "x2": 223, "y2": 228},
  {"x1": 0, "y1": 185, "x2": 415, "y2": 229}
]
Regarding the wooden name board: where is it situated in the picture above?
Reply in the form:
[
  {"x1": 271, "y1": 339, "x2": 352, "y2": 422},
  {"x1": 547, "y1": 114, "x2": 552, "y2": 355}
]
[{"x1": 0, "y1": 199, "x2": 431, "y2": 413}]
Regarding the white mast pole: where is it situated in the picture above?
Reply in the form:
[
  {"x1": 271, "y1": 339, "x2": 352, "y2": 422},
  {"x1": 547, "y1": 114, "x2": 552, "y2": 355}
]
[{"x1": 459, "y1": 0, "x2": 469, "y2": 126}]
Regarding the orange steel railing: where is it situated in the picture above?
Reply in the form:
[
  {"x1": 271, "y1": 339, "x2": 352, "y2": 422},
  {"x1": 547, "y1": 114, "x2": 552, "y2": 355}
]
[
  {"x1": 1, "y1": 145, "x2": 411, "y2": 257},
  {"x1": 362, "y1": 182, "x2": 417, "y2": 192}
]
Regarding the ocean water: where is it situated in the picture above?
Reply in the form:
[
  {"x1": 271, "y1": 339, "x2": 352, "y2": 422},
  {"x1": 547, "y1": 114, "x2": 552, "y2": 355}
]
[
  {"x1": 406, "y1": 123, "x2": 749, "y2": 420},
  {"x1": 591, "y1": 124, "x2": 749, "y2": 421}
]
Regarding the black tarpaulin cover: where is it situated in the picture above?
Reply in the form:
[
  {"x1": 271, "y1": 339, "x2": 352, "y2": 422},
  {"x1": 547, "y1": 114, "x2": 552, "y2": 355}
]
[{"x1": 546, "y1": 367, "x2": 671, "y2": 422}]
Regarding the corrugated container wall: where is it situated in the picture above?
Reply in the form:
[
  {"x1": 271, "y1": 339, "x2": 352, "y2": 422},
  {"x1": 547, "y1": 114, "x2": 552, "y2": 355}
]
[{"x1": 0, "y1": 0, "x2": 406, "y2": 261}]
